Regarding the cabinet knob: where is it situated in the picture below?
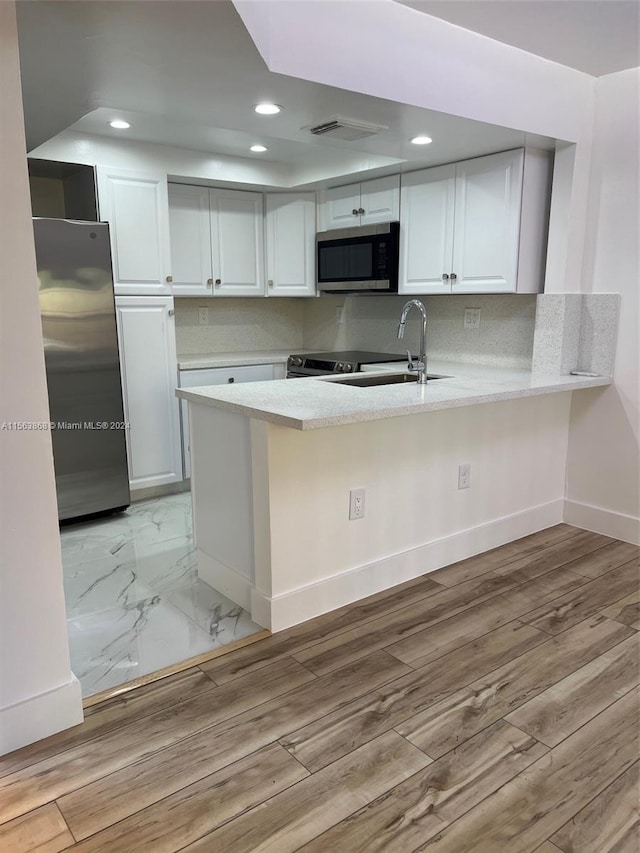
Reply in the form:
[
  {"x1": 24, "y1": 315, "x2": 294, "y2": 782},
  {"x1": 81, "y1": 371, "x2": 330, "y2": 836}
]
[
  {"x1": 450, "y1": 273, "x2": 457, "y2": 281},
  {"x1": 268, "y1": 279, "x2": 274, "y2": 287},
  {"x1": 215, "y1": 279, "x2": 221, "y2": 287},
  {"x1": 352, "y1": 209, "x2": 359, "y2": 216},
  {"x1": 358, "y1": 207, "x2": 365, "y2": 215},
  {"x1": 442, "y1": 273, "x2": 449, "y2": 281},
  {"x1": 227, "y1": 377, "x2": 235, "y2": 383},
  {"x1": 207, "y1": 278, "x2": 213, "y2": 286},
  {"x1": 168, "y1": 309, "x2": 175, "y2": 316},
  {"x1": 166, "y1": 275, "x2": 173, "y2": 283}
]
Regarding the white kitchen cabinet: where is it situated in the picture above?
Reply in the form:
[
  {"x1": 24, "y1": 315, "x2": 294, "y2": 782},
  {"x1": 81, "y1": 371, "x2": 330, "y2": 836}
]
[
  {"x1": 400, "y1": 149, "x2": 552, "y2": 295},
  {"x1": 168, "y1": 184, "x2": 213, "y2": 297},
  {"x1": 96, "y1": 166, "x2": 172, "y2": 296},
  {"x1": 179, "y1": 364, "x2": 278, "y2": 478},
  {"x1": 209, "y1": 188, "x2": 265, "y2": 296},
  {"x1": 167, "y1": 185, "x2": 317, "y2": 298},
  {"x1": 265, "y1": 193, "x2": 316, "y2": 296},
  {"x1": 115, "y1": 296, "x2": 182, "y2": 490},
  {"x1": 167, "y1": 184, "x2": 264, "y2": 297},
  {"x1": 399, "y1": 164, "x2": 456, "y2": 295},
  {"x1": 321, "y1": 175, "x2": 400, "y2": 229},
  {"x1": 451, "y1": 151, "x2": 524, "y2": 293}
]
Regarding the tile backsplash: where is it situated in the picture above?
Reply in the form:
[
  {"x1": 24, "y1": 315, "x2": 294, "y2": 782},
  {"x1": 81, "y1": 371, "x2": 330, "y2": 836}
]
[
  {"x1": 304, "y1": 294, "x2": 538, "y2": 368},
  {"x1": 175, "y1": 291, "x2": 617, "y2": 374},
  {"x1": 175, "y1": 294, "x2": 539, "y2": 367},
  {"x1": 175, "y1": 298, "x2": 304, "y2": 354},
  {"x1": 531, "y1": 293, "x2": 619, "y2": 375}
]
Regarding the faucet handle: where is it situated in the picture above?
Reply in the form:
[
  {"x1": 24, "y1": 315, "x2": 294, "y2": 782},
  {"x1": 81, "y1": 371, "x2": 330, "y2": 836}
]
[{"x1": 406, "y1": 350, "x2": 426, "y2": 375}]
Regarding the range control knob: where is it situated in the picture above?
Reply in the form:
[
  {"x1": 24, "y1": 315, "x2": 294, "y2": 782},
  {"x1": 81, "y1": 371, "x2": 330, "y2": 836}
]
[
  {"x1": 288, "y1": 356, "x2": 303, "y2": 367},
  {"x1": 344, "y1": 363, "x2": 354, "y2": 372},
  {"x1": 336, "y1": 362, "x2": 344, "y2": 372}
]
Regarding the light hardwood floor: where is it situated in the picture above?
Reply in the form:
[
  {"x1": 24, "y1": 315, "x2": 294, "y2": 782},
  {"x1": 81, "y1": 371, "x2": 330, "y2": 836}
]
[{"x1": 1, "y1": 524, "x2": 638, "y2": 852}]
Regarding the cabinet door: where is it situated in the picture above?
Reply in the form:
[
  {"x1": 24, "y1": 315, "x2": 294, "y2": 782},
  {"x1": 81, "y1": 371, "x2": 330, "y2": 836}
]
[
  {"x1": 323, "y1": 184, "x2": 362, "y2": 229},
  {"x1": 359, "y1": 175, "x2": 400, "y2": 225},
  {"x1": 451, "y1": 149, "x2": 524, "y2": 293},
  {"x1": 115, "y1": 296, "x2": 182, "y2": 490},
  {"x1": 96, "y1": 166, "x2": 172, "y2": 296},
  {"x1": 179, "y1": 365, "x2": 276, "y2": 478},
  {"x1": 399, "y1": 165, "x2": 455, "y2": 294},
  {"x1": 168, "y1": 184, "x2": 213, "y2": 297},
  {"x1": 265, "y1": 193, "x2": 316, "y2": 297},
  {"x1": 209, "y1": 189, "x2": 265, "y2": 296}
]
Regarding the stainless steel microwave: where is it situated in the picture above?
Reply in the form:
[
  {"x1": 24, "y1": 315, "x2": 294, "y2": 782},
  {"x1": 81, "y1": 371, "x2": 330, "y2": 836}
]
[{"x1": 316, "y1": 221, "x2": 400, "y2": 293}]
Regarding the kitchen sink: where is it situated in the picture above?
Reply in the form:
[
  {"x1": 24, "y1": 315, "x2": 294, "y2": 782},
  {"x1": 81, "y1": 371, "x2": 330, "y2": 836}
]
[{"x1": 328, "y1": 373, "x2": 449, "y2": 387}]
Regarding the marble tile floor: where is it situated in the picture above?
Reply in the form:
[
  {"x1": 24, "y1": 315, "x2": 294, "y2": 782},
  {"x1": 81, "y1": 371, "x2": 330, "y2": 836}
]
[{"x1": 60, "y1": 492, "x2": 263, "y2": 698}]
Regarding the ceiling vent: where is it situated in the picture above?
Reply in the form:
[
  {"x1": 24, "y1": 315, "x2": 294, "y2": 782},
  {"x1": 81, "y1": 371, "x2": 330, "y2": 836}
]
[{"x1": 308, "y1": 116, "x2": 388, "y2": 141}]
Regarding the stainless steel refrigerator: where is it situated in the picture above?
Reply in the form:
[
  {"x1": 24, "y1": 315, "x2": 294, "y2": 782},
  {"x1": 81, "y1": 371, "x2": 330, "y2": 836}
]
[{"x1": 33, "y1": 218, "x2": 130, "y2": 521}]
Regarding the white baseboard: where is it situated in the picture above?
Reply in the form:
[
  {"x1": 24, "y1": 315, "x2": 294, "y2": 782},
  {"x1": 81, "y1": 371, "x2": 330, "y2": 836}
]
[
  {"x1": 564, "y1": 499, "x2": 640, "y2": 546},
  {"x1": 0, "y1": 675, "x2": 83, "y2": 757},
  {"x1": 252, "y1": 499, "x2": 565, "y2": 632},
  {"x1": 198, "y1": 550, "x2": 253, "y2": 612}
]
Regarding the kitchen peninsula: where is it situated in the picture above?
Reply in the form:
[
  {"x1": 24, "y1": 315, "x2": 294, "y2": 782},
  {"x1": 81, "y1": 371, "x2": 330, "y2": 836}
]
[{"x1": 178, "y1": 363, "x2": 610, "y2": 631}]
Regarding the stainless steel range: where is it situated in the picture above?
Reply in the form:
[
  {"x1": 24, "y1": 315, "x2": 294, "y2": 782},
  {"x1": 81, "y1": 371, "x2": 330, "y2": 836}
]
[{"x1": 286, "y1": 350, "x2": 408, "y2": 378}]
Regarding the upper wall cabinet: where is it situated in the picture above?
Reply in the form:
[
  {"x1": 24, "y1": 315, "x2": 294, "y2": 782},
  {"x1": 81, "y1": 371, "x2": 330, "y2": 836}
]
[
  {"x1": 265, "y1": 193, "x2": 316, "y2": 297},
  {"x1": 168, "y1": 184, "x2": 213, "y2": 297},
  {"x1": 96, "y1": 166, "x2": 172, "y2": 296},
  {"x1": 400, "y1": 163, "x2": 456, "y2": 294},
  {"x1": 321, "y1": 175, "x2": 400, "y2": 230},
  {"x1": 399, "y1": 149, "x2": 552, "y2": 295},
  {"x1": 168, "y1": 185, "x2": 265, "y2": 297},
  {"x1": 209, "y1": 188, "x2": 265, "y2": 296}
]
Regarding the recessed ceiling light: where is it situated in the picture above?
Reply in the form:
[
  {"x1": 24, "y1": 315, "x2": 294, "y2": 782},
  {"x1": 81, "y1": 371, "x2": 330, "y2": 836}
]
[
  {"x1": 411, "y1": 135, "x2": 432, "y2": 145},
  {"x1": 254, "y1": 103, "x2": 281, "y2": 115},
  {"x1": 250, "y1": 145, "x2": 268, "y2": 153},
  {"x1": 109, "y1": 119, "x2": 131, "y2": 130}
]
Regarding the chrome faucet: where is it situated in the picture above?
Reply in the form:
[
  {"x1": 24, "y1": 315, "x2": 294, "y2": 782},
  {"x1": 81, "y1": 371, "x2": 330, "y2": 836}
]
[{"x1": 397, "y1": 299, "x2": 428, "y2": 384}]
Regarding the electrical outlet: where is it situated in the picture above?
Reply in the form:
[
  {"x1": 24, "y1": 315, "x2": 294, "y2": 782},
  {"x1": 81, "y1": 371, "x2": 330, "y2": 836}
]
[
  {"x1": 458, "y1": 463, "x2": 471, "y2": 490},
  {"x1": 349, "y1": 487, "x2": 366, "y2": 520},
  {"x1": 198, "y1": 306, "x2": 209, "y2": 325},
  {"x1": 464, "y1": 308, "x2": 481, "y2": 330}
]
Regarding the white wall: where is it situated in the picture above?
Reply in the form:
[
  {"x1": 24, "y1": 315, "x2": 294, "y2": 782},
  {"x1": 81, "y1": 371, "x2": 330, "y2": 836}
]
[
  {"x1": 0, "y1": 2, "x2": 82, "y2": 755},
  {"x1": 234, "y1": 0, "x2": 593, "y2": 141},
  {"x1": 29, "y1": 131, "x2": 291, "y2": 189},
  {"x1": 565, "y1": 69, "x2": 640, "y2": 544},
  {"x1": 246, "y1": 393, "x2": 571, "y2": 629}
]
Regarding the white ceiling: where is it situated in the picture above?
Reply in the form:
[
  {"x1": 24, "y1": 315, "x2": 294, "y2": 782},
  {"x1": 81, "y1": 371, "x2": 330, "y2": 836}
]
[
  {"x1": 17, "y1": 0, "x2": 634, "y2": 188},
  {"x1": 397, "y1": 0, "x2": 640, "y2": 77}
]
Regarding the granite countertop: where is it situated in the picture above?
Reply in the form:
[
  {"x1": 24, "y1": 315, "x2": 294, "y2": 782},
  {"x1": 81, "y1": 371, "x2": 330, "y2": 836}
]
[
  {"x1": 176, "y1": 359, "x2": 611, "y2": 431},
  {"x1": 178, "y1": 351, "x2": 298, "y2": 370}
]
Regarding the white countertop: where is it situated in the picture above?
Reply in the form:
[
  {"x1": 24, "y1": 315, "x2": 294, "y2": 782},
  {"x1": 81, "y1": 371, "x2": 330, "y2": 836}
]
[
  {"x1": 178, "y1": 351, "x2": 297, "y2": 370},
  {"x1": 176, "y1": 359, "x2": 611, "y2": 431}
]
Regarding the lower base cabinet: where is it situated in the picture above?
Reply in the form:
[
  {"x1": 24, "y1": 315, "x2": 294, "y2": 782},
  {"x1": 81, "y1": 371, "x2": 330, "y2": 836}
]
[
  {"x1": 179, "y1": 364, "x2": 280, "y2": 478},
  {"x1": 115, "y1": 296, "x2": 183, "y2": 491}
]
